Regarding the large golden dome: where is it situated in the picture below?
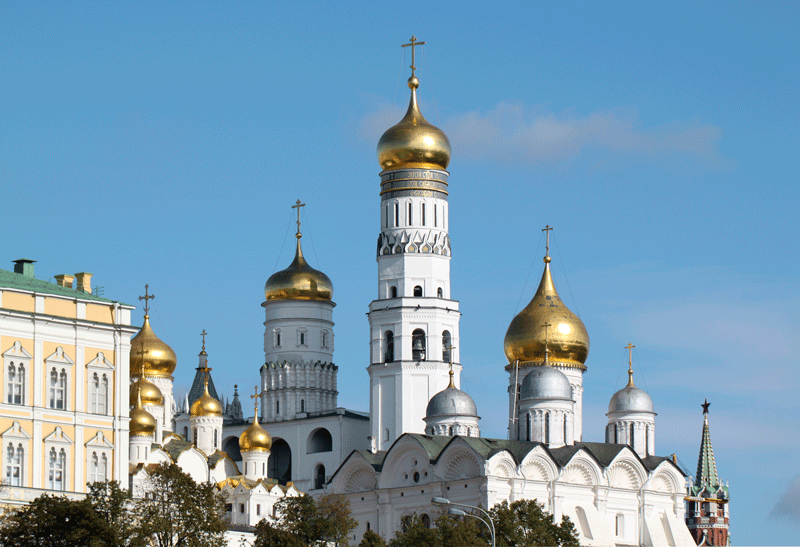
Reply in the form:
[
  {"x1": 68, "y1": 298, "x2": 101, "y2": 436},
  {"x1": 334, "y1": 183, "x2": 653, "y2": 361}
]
[
  {"x1": 130, "y1": 385, "x2": 157, "y2": 437},
  {"x1": 377, "y1": 76, "x2": 451, "y2": 172},
  {"x1": 190, "y1": 379, "x2": 223, "y2": 417},
  {"x1": 130, "y1": 377, "x2": 164, "y2": 407},
  {"x1": 130, "y1": 315, "x2": 177, "y2": 378},
  {"x1": 264, "y1": 237, "x2": 333, "y2": 302},
  {"x1": 239, "y1": 415, "x2": 272, "y2": 452},
  {"x1": 504, "y1": 257, "x2": 590, "y2": 369}
]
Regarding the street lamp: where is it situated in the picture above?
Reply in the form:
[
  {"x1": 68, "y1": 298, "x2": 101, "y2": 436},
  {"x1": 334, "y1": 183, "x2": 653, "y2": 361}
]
[{"x1": 432, "y1": 497, "x2": 496, "y2": 547}]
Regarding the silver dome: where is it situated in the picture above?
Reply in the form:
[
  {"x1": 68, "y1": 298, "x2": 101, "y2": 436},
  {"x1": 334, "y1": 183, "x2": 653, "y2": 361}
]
[
  {"x1": 426, "y1": 387, "x2": 478, "y2": 418},
  {"x1": 520, "y1": 365, "x2": 572, "y2": 401},
  {"x1": 608, "y1": 386, "x2": 654, "y2": 413}
]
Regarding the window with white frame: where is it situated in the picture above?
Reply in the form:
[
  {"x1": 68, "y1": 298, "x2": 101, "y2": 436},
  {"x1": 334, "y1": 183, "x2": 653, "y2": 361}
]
[
  {"x1": 6, "y1": 362, "x2": 24, "y2": 404},
  {"x1": 3, "y1": 342, "x2": 31, "y2": 406},
  {"x1": 48, "y1": 447, "x2": 67, "y2": 491},
  {"x1": 90, "y1": 373, "x2": 109, "y2": 414},
  {"x1": 274, "y1": 329, "x2": 282, "y2": 348},
  {"x1": 5, "y1": 443, "x2": 23, "y2": 486},
  {"x1": 49, "y1": 368, "x2": 67, "y2": 410},
  {"x1": 297, "y1": 329, "x2": 308, "y2": 347},
  {"x1": 88, "y1": 451, "x2": 108, "y2": 484}
]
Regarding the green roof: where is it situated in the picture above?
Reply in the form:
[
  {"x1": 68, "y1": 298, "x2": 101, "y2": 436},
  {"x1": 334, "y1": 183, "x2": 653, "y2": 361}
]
[{"x1": 0, "y1": 268, "x2": 127, "y2": 305}]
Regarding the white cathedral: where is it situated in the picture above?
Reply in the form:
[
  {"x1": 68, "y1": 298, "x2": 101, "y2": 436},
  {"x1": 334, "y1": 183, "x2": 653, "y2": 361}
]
[{"x1": 0, "y1": 41, "x2": 701, "y2": 547}]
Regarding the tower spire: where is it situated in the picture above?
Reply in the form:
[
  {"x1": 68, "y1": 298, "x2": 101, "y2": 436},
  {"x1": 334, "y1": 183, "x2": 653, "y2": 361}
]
[
  {"x1": 625, "y1": 343, "x2": 636, "y2": 387},
  {"x1": 695, "y1": 399, "x2": 720, "y2": 490}
]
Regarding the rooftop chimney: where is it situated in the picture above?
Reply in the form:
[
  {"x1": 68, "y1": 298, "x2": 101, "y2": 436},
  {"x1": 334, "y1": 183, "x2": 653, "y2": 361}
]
[
  {"x1": 54, "y1": 274, "x2": 75, "y2": 288},
  {"x1": 75, "y1": 272, "x2": 93, "y2": 294},
  {"x1": 12, "y1": 259, "x2": 36, "y2": 278}
]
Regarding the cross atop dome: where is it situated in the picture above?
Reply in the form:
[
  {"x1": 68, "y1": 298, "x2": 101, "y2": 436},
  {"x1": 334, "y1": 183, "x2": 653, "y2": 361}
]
[{"x1": 401, "y1": 35, "x2": 425, "y2": 78}]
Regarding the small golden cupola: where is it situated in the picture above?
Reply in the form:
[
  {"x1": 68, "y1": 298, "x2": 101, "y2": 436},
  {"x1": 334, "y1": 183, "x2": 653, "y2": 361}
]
[
  {"x1": 129, "y1": 377, "x2": 164, "y2": 407},
  {"x1": 264, "y1": 200, "x2": 333, "y2": 302},
  {"x1": 239, "y1": 414, "x2": 272, "y2": 453},
  {"x1": 504, "y1": 227, "x2": 590, "y2": 369},
  {"x1": 130, "y1": 287, "x2": 177, "y2": 378},
  {"x1": 130, "y1": 384, "x2": 157, "y2": 437},
  {"x1": 190, "y1": 376, "x2": 223, "y2": 417},
  {"x1": 377, "y1": 37, "x2": 451, "y2": 172}
]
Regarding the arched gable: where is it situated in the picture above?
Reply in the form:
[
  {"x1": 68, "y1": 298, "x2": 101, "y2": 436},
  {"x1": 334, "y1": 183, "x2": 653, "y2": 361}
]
[
  {"x1": 439, "y1": 448, "x2": 483, "y2": 480},
  {"x1": 328, "y1": 452, "x2": 378, "y2": 493},
  {"x1": 606, "y1": 461, "x2": 644, "y2": 490},
  {"x1": 377, "y1": 436, "x2": 430, "y2": 489},
  {"x1": 175, "y1": 447, "x2": 209, "y2": 484},
  {"x1": 518, "y1": 446, "x2": 558, "y2": 482},
  {"x1": 646, "y1": 461, "x2": 683, "y2": 494},
  {"x1": 559, "y1": 450, "x2": 602, "y2": 486},
  {"x1": 485, "y1": 451, "x2": 516, "y2": 479}
]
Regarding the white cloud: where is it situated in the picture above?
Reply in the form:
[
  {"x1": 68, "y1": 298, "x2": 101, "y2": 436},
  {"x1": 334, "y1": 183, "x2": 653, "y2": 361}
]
[
  {"x1": 359, "y1": 100, "x2": 727, "y2": 168},
  {"x1": 771, "y1": 475, "x2": 800, "y2": 522}
]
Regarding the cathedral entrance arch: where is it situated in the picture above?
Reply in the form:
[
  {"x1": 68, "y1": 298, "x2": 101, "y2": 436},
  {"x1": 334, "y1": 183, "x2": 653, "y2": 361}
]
[{"x1": 268, "y1": 438, "x2": 292, "y2": 483}]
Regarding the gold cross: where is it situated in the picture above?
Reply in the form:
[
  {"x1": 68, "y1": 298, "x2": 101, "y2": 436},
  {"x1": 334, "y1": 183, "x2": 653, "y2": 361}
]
[
  {"x1": 625, "y1": 343, "x2": 636, "y2": 386},
  {"x1": 138, "y1": 284, "x2": 155, "y2": 315},
  {"x1": 542, "y1": 225, "x2": 553, "y2": 257},
  {"x1": 250, "y1": 386, "x2": 261, "y2": 414},
  {"x1": 401, "y1": 35, "x2": 426, "y2": 76},
  {"x1": 292, "y1": 199, "x2": 305, "y2": 237},
  {"x1": 201, "y1": 329, "x2": 208, "y2": 351},
  {"x1": 542, "y1": 321, "x2": 552, "y2": 363}
]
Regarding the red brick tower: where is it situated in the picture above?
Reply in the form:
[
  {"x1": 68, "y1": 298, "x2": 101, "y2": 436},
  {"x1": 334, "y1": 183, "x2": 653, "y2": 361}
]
[{"x1": 685, "y1": 399, "x2": 730, "y2": 546}]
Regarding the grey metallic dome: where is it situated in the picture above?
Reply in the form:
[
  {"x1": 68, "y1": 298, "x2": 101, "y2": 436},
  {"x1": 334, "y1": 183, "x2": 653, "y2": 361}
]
[
  {"x1": 608, "y1": 386, "x2": 654, "y2": 413},
  {"x1": 520, "y1": 365, "x2": 573, "y2": 401},
  {"x1": 426, "y1": 387, "x2": 478, "y2": 418}
]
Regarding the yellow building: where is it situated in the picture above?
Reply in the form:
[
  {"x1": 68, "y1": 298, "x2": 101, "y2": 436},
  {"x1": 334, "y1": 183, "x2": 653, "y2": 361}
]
[{"x1": 0, "y1": 259, "x2": 137, "y2": 504}]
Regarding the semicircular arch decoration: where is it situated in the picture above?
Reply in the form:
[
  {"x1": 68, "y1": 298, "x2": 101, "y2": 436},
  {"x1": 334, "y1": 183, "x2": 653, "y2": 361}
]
[
  {"x1": 344, "y1": 466, "x2": 378, "y2": 493},
  {"x1": 443, "y1": 450, "x2": 482, "y2": 480}
]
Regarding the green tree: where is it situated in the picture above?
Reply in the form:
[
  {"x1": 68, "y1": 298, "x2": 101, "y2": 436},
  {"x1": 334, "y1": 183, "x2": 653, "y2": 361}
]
[
  {"x1": 357, "y1": 529, "x2": 387, "y2": 547},
  {"x1": 490, "y1": 499, "x2": 579, "y2": 547},
  {"x1": 254, "y1": 493, "x2": 357, "y2": 547},
  {"x1": 0, "y1": 493, "x2": 115, "y2": 547},
  {"x1": 132, "y1": 462, "x2": 226, "y2": 547},
  {"x1": 87, "y1": 480, "x2": 136, "y2": 546},
  {"x1": 434, "y1": 511, "x2": 489, "y2": 546},
  {"x1": 387, "y1": 514, "x2": 437, "y2": 547}
]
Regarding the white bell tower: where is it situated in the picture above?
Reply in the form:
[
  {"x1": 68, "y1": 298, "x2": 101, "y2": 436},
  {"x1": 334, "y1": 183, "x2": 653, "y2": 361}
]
[{"x1": 368, "y1": 37, "x2": 461, "y2": 451}]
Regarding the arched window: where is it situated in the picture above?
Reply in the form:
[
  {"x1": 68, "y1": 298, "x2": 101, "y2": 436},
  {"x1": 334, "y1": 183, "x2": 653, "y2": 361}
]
[
  {"x1": 390, "y1": 286, "x2": 397, "y2": 298},
  {"x1": 7, "y1": 363, "x2": 23, "y2": 405},
  {"x1": 214, "y1": 429, "x2": 218, "y2": 448},
  {"x1": 442, "y1": 331, "x2": 452, "y2": 362},
  {"x1": 49, "y1": 368, "x2": 66, "y2": 409},
  {"x1": 544, "y1": 412, "x2": 550, "y2": 444},
  {"x1": 413, "y1": 285, "x2": 423, "y2": 297},
  {"x1": 437, "y1": 287, "x2": 443, "y2": 298},
  {"x1": 276, "y1": 400, "x2": 280, "y2": 415},
  {"x1": 448, "y1": 426, "x2": 453, "y2": 436},
  {"x1": 615, "y1": 513, "x2": 624, "y2": 536},
  {"x1": 614, "y1": 423, "x2": 619, "y2": 444},
  {"x1": 645, "y1": 425, "x2": 650, "y2": 456},
  {"x1": 90, "y1": 373, "x2": 108, "y2": 414},
  {"x1": 434, "y1": 204, "x2": 437, "y2": 227},
  {"x1": 630, "y1": 423, "x2": 635, "y2": 450},
  {"x1": 421, "y1": 203, "x2": 426, "y2": 226},
  {"x1": 564, "y1": 414, "x2": 568, "y2": 443},
  {"x1": 307, "y1": 428, "x2": 333, "y2": 453},
  {"x1": 407, "y1": 203, "x2": 412, "y2": 225},
  {"x1": 300, "y1": 399, "x2": 305, "y2": 413},
  {"x1": 183, "y1": 427, "x2": 188, "y2": 440},
  {"x1": 314, "y1": 464, "x2": 326, "y2": 490},
  {"x1": 421, "y1": 514, "x2": 431, "y2": 529},
  {"x1": 6, "y1": 443, "x2": 23, "y2": 486},
  {"x1": 384, "y1": 331, "x2": 394, "y2": 363},
  {"x1": 193, "y1": 428, "x2": 197, "y2": 442},
  {"x1": 412, "y1": 329, "x2": 426, "y2": 361},
  {"x1": 394, "y1": 203, "x2": 399, "y2": 227},
  {"x1": 48, "y1": 448, "x2": 66, "y2": 491},
  {"x1": 526, "y1": 413, "x2": 531, "y2": 441}
]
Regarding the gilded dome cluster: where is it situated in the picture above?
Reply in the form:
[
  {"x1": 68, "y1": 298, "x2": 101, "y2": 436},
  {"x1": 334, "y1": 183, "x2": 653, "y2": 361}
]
[
  {"x1": 129, "y1": 384, "x2": 157, "y2": 437},
  {"x1": 504, "y1": 256, "x2": 590, "y2": 369},
  {"x1": 264, "y1": 238, "x2": 333, "y2": 302},
  {"x1": 130, "y1": 315, "x2": 177, "y2": 378},
  {"x1": 377, "y1": 76, "x2": 451, "y2": 172}
]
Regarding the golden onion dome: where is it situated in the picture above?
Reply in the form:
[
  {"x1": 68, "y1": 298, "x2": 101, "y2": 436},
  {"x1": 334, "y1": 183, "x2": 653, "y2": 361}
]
[
  {"x1": 504, "y1": 256, "x2": 590, "y2": 369},
  {"x1": 130, "y1": 377, "x2": 164, "y2": 407},
  {"x1": 129, "y1": 386, "x2": 157, "y2": 437},
  {"x1": 377, "y1": 76, "x2": 451, "y2": 172},
  {"x1": 190, "y1": 379, "x2": 223, "y2": 417},
  {"x1": 264, "y1": 237, "x2": 333, "y2": 302},
  {"x1": 130, "y1": 315, "x2": 177, "y2": 379},
  {"x1": 239, "y1": 414, "x2": 272, "y2": 452}
]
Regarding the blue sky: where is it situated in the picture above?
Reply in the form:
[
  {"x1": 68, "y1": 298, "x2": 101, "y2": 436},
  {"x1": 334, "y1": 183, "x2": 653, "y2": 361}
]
[{"x1": 2, "y1": 2, "x2": 798, "y2": 543}]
